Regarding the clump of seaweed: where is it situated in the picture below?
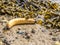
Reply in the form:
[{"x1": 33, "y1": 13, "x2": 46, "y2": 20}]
[{"x1": 0, "y1": 0, "x2": 60, "y2": 29}]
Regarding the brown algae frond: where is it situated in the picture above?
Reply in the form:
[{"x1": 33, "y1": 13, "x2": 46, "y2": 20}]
[{"x1": 0, "y1": 0, "x2": 60, "y2": 29}]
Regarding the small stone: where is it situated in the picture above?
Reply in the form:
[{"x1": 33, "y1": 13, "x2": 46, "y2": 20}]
[
  {"x1": 3, "y1": 26, "x2": 10, "y2": 30},
  {"x1": 9, "y1": 41, "x2": 11, "y2": 43},
  {"x1": 23, "y1": 32, "x2": 30, "y2": 39},
  {"x1": 23, "y1": 35, "x2": 30, "y2": 39},
  {"x1": 17, "y1": 31, "x2": 25, "y2": 35},
  {"x1": 52, "y1": 37, "x2": 57, "y2": 41},
  {"x1": 49, "y1": 32, "x2": 52, "y2": 35},
  {"x1": 31, "y1": 29, "x2": 35, "y2": 34},
  {"x1": 3, "y1": 39, "x2": 10, "y2": 45},
  {"x1": 42, "y1": 30, "x2": 46, "y2": 32},
  {"x1": 18, "y1": 28, "x2": 21, "y2": 30},
  {"x1": 15, "y1": 37, "x2": 18, "y2": 39},
  {"x1": 25, "y1": 32, "x2": 28, "y2": 35}
]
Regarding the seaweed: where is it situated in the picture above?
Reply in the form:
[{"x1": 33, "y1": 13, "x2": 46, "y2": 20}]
[{"x1": 0, "y1": 0, "x2": 60, "y2": 29}]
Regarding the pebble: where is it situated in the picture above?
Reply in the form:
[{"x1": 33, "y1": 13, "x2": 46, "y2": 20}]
[
  {"x1": 52, "y1": 37, "x2": 57, "y2": 41},
  {"x1": 31, "y1": 29, "x2": 35, "y2": 34},
  {"x1": 49, "y1": 32, "x2": 52, "y2": 35},
  {"x1": 3, "y1": 26, "x2": 10, "y2": 30},
  {"x1": 15, "y1": 37, "x2": 18, "y2": 39},
  {"x1": 42, "y1": 30, "x2": 46, "y2": 32},
  {"x1": 17, "y1": 28, "x2": 21, "y2": 30},
  {"x1": 17, "y1": 31, "x2": 25, "y2": 35},
  {"x1": 3, "y1": 39, "x2": 10, "y2": 45},
  {"x1": 23, "y1": 35, "x2": 30, "y2": 39},
  {"x1": 24, "y1": 32, "x2": 28, "y2": 35}
]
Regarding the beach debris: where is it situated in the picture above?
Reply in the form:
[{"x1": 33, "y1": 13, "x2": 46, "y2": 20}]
[{"x1": 7, "y1": 18, "x2": 35, "y2": 28}]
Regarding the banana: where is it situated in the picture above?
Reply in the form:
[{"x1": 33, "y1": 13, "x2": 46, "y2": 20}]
[{"x1": 7, "y1": 18, "x2": 35, "y2": 28}]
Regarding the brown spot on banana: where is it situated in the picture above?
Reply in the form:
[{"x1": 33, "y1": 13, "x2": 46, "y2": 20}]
[{"x1": 7, "y1": 18, "x2": 35, "y2": 28}]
